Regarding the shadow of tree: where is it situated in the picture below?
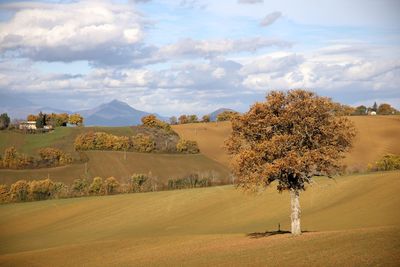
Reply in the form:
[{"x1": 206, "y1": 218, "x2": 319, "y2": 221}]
[{"x1": 247, "y1": 230, "x2": 314, "y2": 239}]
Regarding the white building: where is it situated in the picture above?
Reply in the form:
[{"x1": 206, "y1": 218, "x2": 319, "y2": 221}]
[{"x1": 19, "y1": 121, "x2": 37, "y2": 130}]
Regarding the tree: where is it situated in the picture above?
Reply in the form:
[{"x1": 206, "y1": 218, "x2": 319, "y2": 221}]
[
  {"x1": 141, "y1": 115, "x2": 171, "y2": 131},
  {"x1": 48, "y1": 113, "x2": 69, "y2": 127},
  {"x1": 217, "y1": 111, "x2": 239, "y2": 121},
  {"x1": 176, "y1": 139, "x2": 200, "y2": 154},
  {"x1": 169, "y1": 116, "x2": 178, "y2": 125},
  {"x1": 0, "y1": 113, "x2": 10, "y2": 130},
  {"x1": 104, "y1": 177, "x2": 120, "y2": 195},
  {"x1": 372, "y1": 102, "x2": 378, "y2": 112},
  {"x1": 225, "y1": 90, "x2": 356, "y2": 236},
  {"x1": 377, "y1": 103, "x2": 394, "y2": 115},
  {"x1": 36, "y1": 112, "x2": 46, "y2": 129},
  {"x1": 188, "y1": 115, "x2": 198, "y2": 123},
  {"x1": 27, "y1": 114, "x2": 38, "y2": 121},
  {"x1": 178, "y1": 115, "x2": 188, "y2": 124},
  {"x1": 69, "y1": 113, "x2": 84, "y2": 126},
  {"x1": 202, "y1": 115, "x2": 210, "y2": 123},
  {"x1": 353, "y1": 105, "x2": 367, "y2": 115}
]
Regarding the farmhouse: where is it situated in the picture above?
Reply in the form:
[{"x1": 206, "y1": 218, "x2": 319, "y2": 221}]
[
  {"x1": 19, "y1": 121, "x2": 53, "y2": 130},
  {"x1": 19, "y1": 121, "x2": 36, "y2": 130}
]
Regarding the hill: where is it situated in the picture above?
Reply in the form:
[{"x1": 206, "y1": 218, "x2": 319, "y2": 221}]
[
  {"x1": 0, "y1": 126, "x2": 229, "y2": 185},
  {"x1": 80, "y1": 99, "x2": 167, "y2": 126},
  {"x1": 0, "y1": 171, "x2": 399, "y2": 266},
  {"x1": 172, "y1": 115, "x2": 400, "y2": 172}
]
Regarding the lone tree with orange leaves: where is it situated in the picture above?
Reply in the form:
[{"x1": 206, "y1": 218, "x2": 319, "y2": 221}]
[{"x1": 225, "y1": 89, "x2": 356, "y2": 236}]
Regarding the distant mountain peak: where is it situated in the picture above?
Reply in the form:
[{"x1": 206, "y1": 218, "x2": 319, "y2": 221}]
[{"x1": 79, "y1": 99, "x2": 167, "y2": 126}]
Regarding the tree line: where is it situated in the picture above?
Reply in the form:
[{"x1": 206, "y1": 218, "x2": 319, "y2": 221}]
[
  {"x1": 169, "y1": 111, "x2": 240, "y2": 125},
  {"x1": 0, "y1": 172, "x2": 218, "y2": 203}
]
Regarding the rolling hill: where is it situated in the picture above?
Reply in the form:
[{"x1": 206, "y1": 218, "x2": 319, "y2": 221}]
[
  {"x1": 0, "y1": 115, "x2": 399, "y2": 185},
  {"x1": 0, "y1": 171, "x2": 399, "y2": 266},
  {"x1": 0, "y1": 126, "x2": 229, "y2": 185},
  {"x1": 172, "y1": 115, "x2": 400, "y2": 172}
]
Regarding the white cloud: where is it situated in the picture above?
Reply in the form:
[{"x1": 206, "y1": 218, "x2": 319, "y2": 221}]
[
  {"x1": 0, "y1": 1, "x2": 143, "y2": 64},
  {"x1": 156, "y1": 37, "x2": 291, "y2": 59}
]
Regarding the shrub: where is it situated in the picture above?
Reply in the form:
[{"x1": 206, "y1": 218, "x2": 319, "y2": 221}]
[
  {"x1": 74, "y1": 132, "x2": 132, "y2": 151},
  {"x1": 28, "y1": 178, "x2": 55, "y2": 201},
  {"x1": 38, "y1": 147, "x2": 72, "y2": 166},
  {"x1": 53, "y1": 182, "x2": 69, "y2": 199},
  {"x1": 1, "y1": 146, "x2": 34, "y2": 169},
  {"x1": 10, "y1": 180, "x2": 29, "y2": 202},
  {"x1": 104, "y1": 177, "x2": 120, "y2": 195},
  {"x1": 176, "y1": 139, "x2": 200, "y2": 154},
  {"x1": 141, "y1": 115, "x2": 171, "y2": 131},
  {"x1": 0, "y1": 184, "x2": 9, "y2": 203},
  {"x1": 129, "y1": 174, "x2": 148, "y2": 193},
  {"x1": 89, "y1": 177, "x2": 104, "y2": 195},
  {"x1": 374, "y1": 154, "x2": 400, "y2": 171},
  {"x1": 167, "y1": 174, "x2": 212, "y2": 190},
  {"x1": 132, "y1": 134, "x2": 156, "y2": 152},
  {"x1": 72, "y1": 178, "x2": 89, "y2": 196}
]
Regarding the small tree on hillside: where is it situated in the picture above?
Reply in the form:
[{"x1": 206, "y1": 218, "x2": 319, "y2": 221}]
[
  {"x1": 217, "y1": 111, "x2": 239, "y2": 121},
  {"x1": 69, "y1": 113, "x2": 84, "y2": 126},
  {"x1": 187, "y1": 115, "x2": 198, "y2": 123},
  {"x1": 202, "y1": 115, "x2": 210, "y2": 123},
  {"x1": 0, "y1": 113, "x2": 10, "y2": 130},
  {"x1": 353, "y1": 105, "x2": 367, "y2": 115},
  {"x1": 169, "y1": 116, "x2": 178, "y2": 125},
  {"x1": 36, "y1": 112, "x2": 46, "y2": 129},
  {"x1": 225, "y1": 89, "x2": 356, "y2": 236},
  {"x1": 371, "y1": 102, "x2": 378, "y2": 112},
  {"x1": 377, "y1": 103, "x2": 395, "y2": 115},
  {"x1": 178, "y1": 115, "x2": 188, "y2": 124}
]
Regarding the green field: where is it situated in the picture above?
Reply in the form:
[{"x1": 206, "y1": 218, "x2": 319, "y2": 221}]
[{"x1": 1, "y1": 171, "x2": 399, "y2": 266}]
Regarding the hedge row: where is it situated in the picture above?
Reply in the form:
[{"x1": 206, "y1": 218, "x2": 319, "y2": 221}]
[
  {"x1": 74, "y1": 131, "x2": 199, "y2": 154},
  {"x1": 0, "y1": 147, "x2": 72, "y2": 170},
  {"x1": 0, "y1": 173, "x2": 215, "y2": 203}
]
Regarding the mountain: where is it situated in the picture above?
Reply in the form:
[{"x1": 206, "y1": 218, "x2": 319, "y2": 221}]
[
  {"x1": 79, "y1": 99, "x2": 167, "y2": 126},
  {"x1": 0, "y1": 93, "x2": 71, "y2": 120},
  {"x1": 209, "y1": 108, "x2": 237, "y2": 121}
]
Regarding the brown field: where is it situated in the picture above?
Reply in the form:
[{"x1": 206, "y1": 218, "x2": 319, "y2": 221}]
[
  {"x1": 0, "y1": 151, "x2": 229, "y2": 185},
  {"x1": 173, "y1": 115, "x2": 400, "y2": 171},
  {"x1": 0, "y1": 171, "x2": 399, "y2": 266}
]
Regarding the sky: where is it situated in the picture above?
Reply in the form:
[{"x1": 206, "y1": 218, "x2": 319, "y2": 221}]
[{"x1": 0, "y1": 0, "x2": 399, "y2": 116}]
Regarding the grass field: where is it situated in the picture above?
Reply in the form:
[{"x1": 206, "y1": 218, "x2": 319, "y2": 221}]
[
  {"x1": 173, "y1": 115, "x2": 400, "y2": 171},
  {"x1": 0, "y1": 171, "x2": 399, "y2": 266}
]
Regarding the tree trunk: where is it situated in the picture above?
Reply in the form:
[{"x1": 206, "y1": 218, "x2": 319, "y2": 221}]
[{"x1": 290, "y1": 189, "x2": 301, "y2": 236}]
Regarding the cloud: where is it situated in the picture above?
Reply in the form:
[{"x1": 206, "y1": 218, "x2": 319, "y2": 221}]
[
  {"x1": 238, "y1": 0, "x2": 264, "y2": 4},
  {"x1": 179, "y1": 0, "x2": 207, "y2": 9},
  {"x1": 260, "y1": 11, "x2": 282, "y2": 27},
  {"x1": 0, "y1": 1, "x2": 144, "y2": 65},
  {"x1": 156, "y1": 37, "x2": 291, "y2": 60}
]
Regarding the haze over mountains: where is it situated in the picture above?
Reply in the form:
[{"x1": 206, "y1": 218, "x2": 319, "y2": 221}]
[{"x1": 0, "y1": 94, "x2": 233, "y2": 126}]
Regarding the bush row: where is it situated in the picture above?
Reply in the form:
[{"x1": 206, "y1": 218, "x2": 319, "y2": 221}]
[
  {"x1": 0, "y1": 147, "x2": 72, "y2": 169},
  {"x1": 74, "y1": 131, "x2": 199, "y2": 154},
  {"x1": 0, "y1": 173, "x2": 216, "y2": 203}
]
